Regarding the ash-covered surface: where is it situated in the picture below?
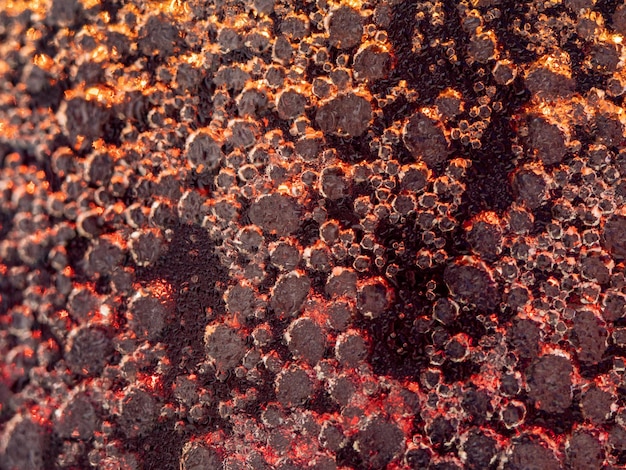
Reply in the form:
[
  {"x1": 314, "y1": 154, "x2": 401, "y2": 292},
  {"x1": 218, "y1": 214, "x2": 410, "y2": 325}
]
[{"x1": 2, "y1": 0, "x2": 626, "y2": 469}]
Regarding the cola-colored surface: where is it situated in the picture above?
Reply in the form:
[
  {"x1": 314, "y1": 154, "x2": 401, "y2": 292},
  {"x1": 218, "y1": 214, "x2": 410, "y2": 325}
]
[{"x1": 2, "y1": 1, "x2": 626, "y2": 469}]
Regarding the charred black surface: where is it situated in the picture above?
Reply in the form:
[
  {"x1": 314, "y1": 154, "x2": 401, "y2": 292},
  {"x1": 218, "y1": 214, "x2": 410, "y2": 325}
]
[{"x1": 134, "y1": 224, "x2": 230, "y2": 470}]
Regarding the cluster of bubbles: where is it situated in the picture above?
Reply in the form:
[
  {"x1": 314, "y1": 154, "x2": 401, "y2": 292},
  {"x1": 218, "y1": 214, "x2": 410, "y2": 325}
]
[{"x1": 2, "y1": 0, "x2": 626, "y2": 469}]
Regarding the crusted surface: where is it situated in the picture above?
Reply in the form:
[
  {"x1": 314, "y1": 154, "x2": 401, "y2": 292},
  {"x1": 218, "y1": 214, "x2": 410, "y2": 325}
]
[{"x1": 2, "y1": 0, "x2": 626, "y2": 469}]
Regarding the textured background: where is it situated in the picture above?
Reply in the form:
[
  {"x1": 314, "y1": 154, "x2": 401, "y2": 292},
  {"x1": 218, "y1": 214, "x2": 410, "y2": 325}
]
[{"x1": 1, "y1": 0, "x2": 626, "y2": 469}]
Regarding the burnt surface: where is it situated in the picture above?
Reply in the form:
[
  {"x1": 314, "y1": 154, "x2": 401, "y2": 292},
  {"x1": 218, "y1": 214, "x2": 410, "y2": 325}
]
[
  {"x1": 135, "y1": 224, "x2": 226, "y2": 383},
  {"x1": 134, "y1": 224, "x2": 231, "y2": 469},
  {"x1": 386, "y1": 0, "x2": 527, "y2": 217},
  {"x1": 3, "y1": 0, "x2": 626, "y2": 469}
]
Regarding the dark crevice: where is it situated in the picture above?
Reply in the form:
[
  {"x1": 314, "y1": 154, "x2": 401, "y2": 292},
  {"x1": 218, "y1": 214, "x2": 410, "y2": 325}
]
[
  {"x1": 133, "y1": 223, "x2": 229, "y2": 470},
  {"x1": 595, "y1": 0, "x2": 622, "y2": 20},
  {"x1": 362, "y1": 0, "x2": 533, "y2": 383},
  {"x1": 563, "y1": 38, "x2": 609, "y2": 95},
  {"x1": 495, "y1": 2, "x2": 539, "y2": 65}
]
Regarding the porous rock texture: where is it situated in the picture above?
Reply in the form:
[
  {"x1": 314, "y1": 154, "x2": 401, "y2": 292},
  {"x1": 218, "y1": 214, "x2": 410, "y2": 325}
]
[{"x1": 2, "y1": 0, "x2": 626, "y2": 469}]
